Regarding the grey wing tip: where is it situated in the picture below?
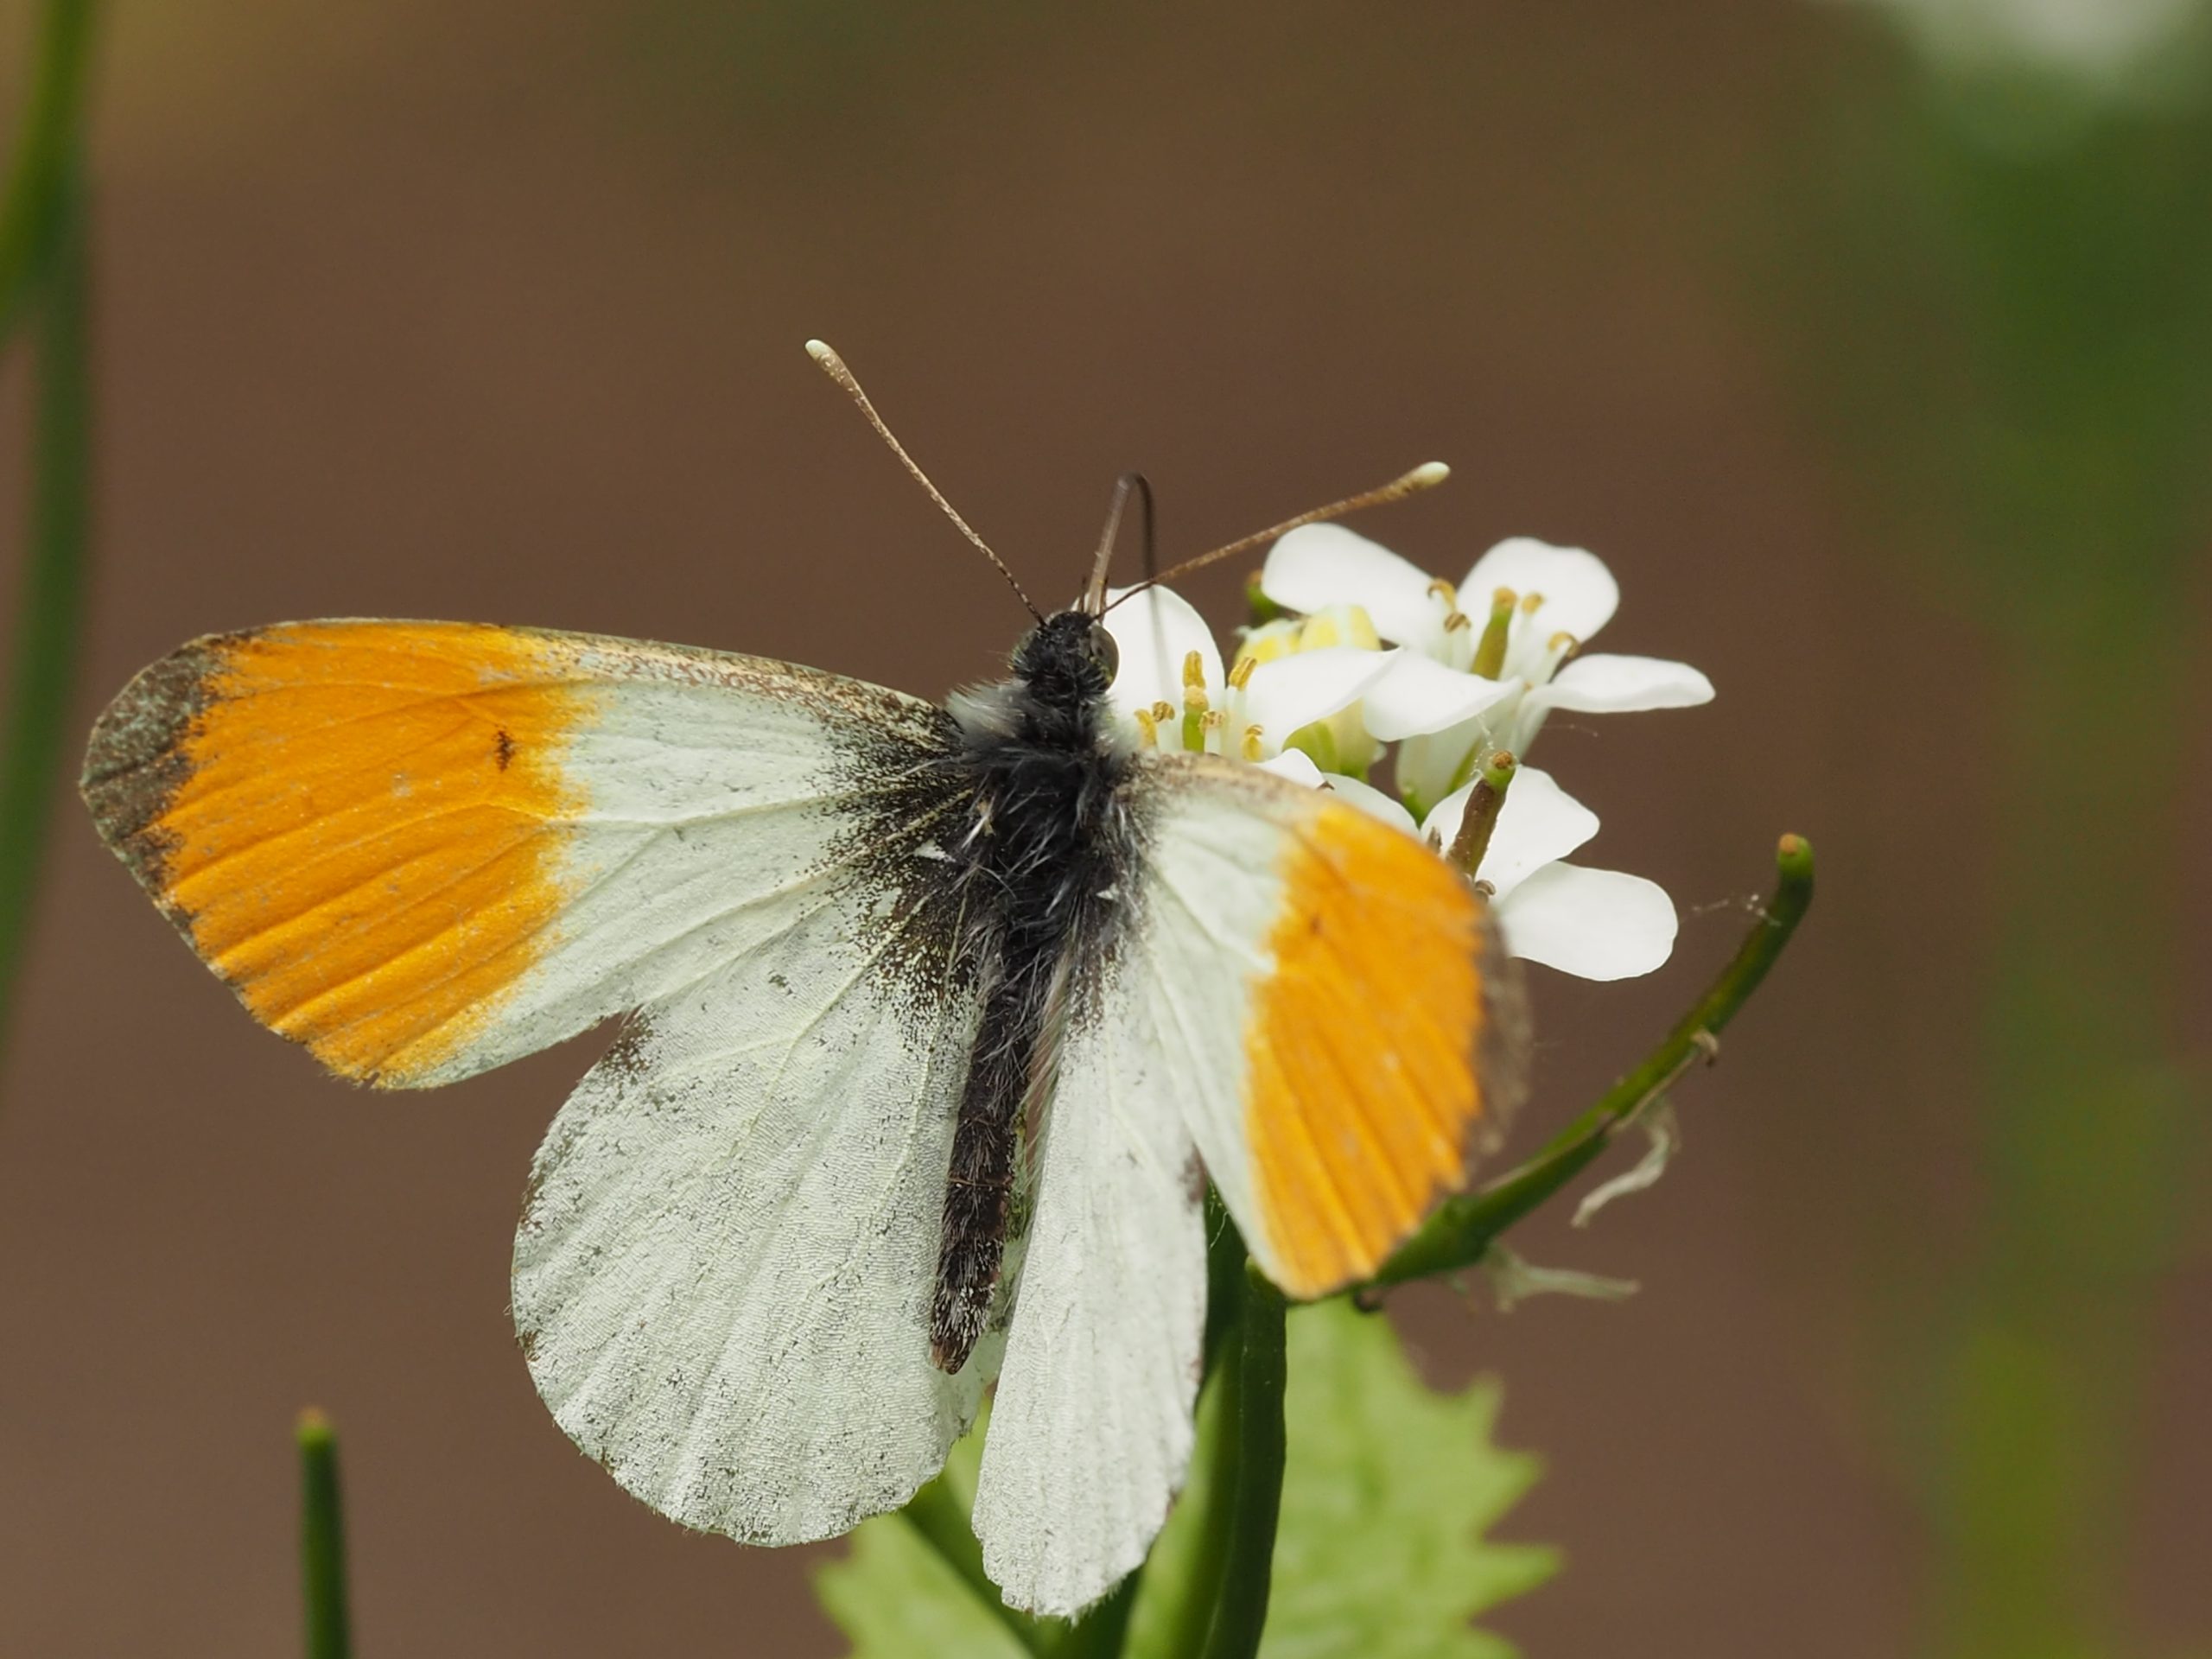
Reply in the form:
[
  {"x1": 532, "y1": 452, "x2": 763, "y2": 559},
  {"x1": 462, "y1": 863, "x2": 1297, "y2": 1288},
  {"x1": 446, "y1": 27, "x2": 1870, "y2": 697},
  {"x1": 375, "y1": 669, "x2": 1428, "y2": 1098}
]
[{"x1": 79, "y1": 633, "x2": 244, "y2": 891}]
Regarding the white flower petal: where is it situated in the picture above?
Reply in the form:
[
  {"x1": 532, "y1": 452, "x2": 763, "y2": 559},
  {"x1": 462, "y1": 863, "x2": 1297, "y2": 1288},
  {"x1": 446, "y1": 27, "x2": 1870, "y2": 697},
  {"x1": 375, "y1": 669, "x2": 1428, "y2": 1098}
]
[
  {"x1": 1420, "y1": 766, "x2": 1599, "y2": 898},
  {"x1": 1313, "y1": 772, "x2": 1419, "y2": 836},
  {"x1": 1395, "y1": 719, "x2": 1489, "y2": 822},
  {"x1": 1261, "y1": 524, "x2": 1441, "y2": 645},
  {"x1": 1358, "y1": 652, "x2": 1518, "y2": 741},
  {"x1": 1532, "y1": 653, "x2": 1714, "y2": 715},
  {"x1": 1495, "y1": 862, "x2": 1677, "y2": 980},
  {"x1": 1251, "y1": 751, "x2": 1416, "y2": 835},
  {"x1": 1463, "y1": 538, "x2": 1619, "y2": 643},
  {"x1": 1256, "y1": 748, "x2": 1326, "y2": 788},
  {"x1": 1241, "y1": 646, "x2": 1394, "y2": 749},
  {"x1": 1103, "y1": 584, "x2": 1222, "y2": 718}
]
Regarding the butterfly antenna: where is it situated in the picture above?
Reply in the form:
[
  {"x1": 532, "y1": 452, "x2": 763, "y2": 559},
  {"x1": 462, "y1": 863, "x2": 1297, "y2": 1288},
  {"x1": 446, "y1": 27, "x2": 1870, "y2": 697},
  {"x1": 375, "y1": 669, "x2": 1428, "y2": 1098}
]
[
  {"x1": 1082, "y1": 472, "x2": 1155, "y2": 616},
  {"x1": 1104, "y1": 461, "x2": 1450, "y2": 612},
  {"x1": 805, "y1": 340, "x2": 1042, "y2": 621}
]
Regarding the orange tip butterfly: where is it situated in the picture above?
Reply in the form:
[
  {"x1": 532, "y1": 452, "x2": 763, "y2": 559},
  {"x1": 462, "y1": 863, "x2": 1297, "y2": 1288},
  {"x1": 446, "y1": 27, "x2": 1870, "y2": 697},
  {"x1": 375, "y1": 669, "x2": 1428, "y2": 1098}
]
[{"x1": 79, "y1": 342, "x2": 1527, "y2": 1618}]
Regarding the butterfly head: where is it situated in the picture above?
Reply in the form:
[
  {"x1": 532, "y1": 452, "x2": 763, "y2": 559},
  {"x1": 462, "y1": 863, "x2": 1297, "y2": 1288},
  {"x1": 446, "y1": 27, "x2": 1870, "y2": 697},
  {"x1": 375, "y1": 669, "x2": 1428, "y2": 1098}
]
[{"x1": 1012, "y1": 611, "x2": 1120, "y2": 706}]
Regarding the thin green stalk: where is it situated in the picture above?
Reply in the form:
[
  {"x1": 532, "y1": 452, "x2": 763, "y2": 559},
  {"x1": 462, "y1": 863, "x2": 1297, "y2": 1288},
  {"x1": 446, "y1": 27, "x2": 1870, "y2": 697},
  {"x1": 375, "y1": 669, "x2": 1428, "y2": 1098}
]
[
  {"x1": 297, "y1": 1410, "x2": 352, "y2": 1659},
  {"x1": 0, "y1": 168, "x2": 91, "y2": 1073},
  {"x1": 0, "y1": 0, "x2": 97, "y2": 351},
  {"x1": 1446, "y1": 750, "x2": 1516, "y2": 875},
  {"x1": 1370, "y1": 832, "x2": 1815, "y2": 1290},
  {"x1": 1197, "y1": 1264, "x2": 1287, "y2": 1659},
  {"x1": 1147, "y1": 1209, "x2": 1258, "y2": 1659},
  {"x1": 902, "y1": 1471, "x2": 1053, "y2": 1656}
]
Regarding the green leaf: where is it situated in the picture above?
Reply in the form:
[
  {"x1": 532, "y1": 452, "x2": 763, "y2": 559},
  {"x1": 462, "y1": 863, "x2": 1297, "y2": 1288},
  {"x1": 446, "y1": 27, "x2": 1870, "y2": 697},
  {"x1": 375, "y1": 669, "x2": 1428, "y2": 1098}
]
[
  {"x1": 814, "y1": 1507, "x2": 1035, "y2": 1659},
  {"x1": 1129, "y1": 1300, "x2": 1556, "y2": 1659},
  {"x1": 817, "y1": 1301, "x2": 1555, "y2": 1659}
]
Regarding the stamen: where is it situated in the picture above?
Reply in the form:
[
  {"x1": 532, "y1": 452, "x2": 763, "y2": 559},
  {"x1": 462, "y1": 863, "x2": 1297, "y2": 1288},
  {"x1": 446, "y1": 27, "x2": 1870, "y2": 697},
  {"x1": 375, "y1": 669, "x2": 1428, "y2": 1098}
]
[
  {"x1": 1182, "y1": 674, "x2": 1210, "y2": 750},
  {"x1": 1200, "y1": 708, "x2": 1227, "y2": 755},
  {"x1": 1241, "y1": 724, "x2": 1264, "y2": 761},
  {"x1": 1226, "y1": 654, "x2": 1257, "y2": 690},
  {"x1": 1427, "y1": 577, "x2": 1459, "y2": 608},
  {"x1": 1520, "y1": 591, "x2": 1545, "y2": 616},
  {"x1": 1132, "y1": 708, "x2": 1160, "y2": 748},
  {"x1": 1442, "y1": 610, "x2": 1472, "y2": 632}
]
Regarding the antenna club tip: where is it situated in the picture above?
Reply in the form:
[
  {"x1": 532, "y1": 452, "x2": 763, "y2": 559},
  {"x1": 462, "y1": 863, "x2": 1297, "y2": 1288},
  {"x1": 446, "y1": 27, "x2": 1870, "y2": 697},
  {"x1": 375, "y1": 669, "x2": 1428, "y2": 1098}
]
[
  {"x1": 1405, "y1": 461, "x2": 1451, "y2": 490},
  {"x1": 804, "y1": 339, "x2": 842, "y2": 367}
]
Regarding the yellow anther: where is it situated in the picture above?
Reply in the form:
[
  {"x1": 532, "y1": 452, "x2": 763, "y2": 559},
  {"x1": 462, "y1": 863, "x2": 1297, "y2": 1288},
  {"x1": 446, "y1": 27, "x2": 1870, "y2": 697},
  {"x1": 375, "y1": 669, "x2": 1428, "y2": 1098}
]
[
  {"x1": 1132, "y1": 708, "x2": 1160, "y2": 748},
  {"x1": 1427, "y1": 578, "x2": 1459, "y2": 608},
  {"x1": 1521, "y1": 591, "x2": 1546, "y2": 615},
  {"x1": 1149, "y1": 700, "x2": 1176, "y2": 725},
  {"x1": 1227, "y1": 654, "x2": 1257, "y2": 690},
  {"x1": 1442, "y1": 610, "x2": 1472, "y2": 632},
  {"x1": 1241, "y1": 724, "x2": 1265, "y2": 761},
  {"x1": 1548, "y1": 630, "x2": 1579, "y2": 655}
]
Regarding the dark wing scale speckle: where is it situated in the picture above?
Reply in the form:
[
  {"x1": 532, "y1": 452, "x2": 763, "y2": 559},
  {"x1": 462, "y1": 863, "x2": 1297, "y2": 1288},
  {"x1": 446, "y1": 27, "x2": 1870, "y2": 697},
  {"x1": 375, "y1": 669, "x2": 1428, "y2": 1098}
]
[{"x1": 79, "y1": 632, "x2": 245, "y2": 912}]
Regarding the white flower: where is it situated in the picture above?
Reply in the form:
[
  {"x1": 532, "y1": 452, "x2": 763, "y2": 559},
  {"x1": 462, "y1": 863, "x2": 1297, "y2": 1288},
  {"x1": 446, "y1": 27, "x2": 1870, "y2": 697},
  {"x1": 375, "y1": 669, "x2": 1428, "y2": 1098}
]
[
  {"x1": 1103, "y1": 583, "x2": 1678, "y2": 982},
  {"x1": 1843, "y1": 0, "x2": 2208, "y2": 92},
  {"x1": 1261, "y1": 527, "x2": 1713, "y2": 822},
  {"x1": 1422, "y1": 767, "x2": 1678, "y2": 982},
  {"x1": 1101, "y1": 585, "x2": 1392, "y2": 784}
]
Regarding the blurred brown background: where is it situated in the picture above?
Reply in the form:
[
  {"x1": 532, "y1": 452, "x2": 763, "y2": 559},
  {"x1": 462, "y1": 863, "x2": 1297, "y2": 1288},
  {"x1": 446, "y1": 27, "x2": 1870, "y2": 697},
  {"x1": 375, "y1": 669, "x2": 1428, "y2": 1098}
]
[{"x1": 1, "y1": 2, "x2": 2207, "y2": 1655}]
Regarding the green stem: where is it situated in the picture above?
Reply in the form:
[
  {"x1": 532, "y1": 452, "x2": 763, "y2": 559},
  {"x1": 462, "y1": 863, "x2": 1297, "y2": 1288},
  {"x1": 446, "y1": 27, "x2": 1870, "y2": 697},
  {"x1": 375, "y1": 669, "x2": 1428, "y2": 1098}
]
[
  {"x1": 0, "y1": 167, "x2": 92, "y2": 1075},
  {"x1": 1052, "y1": 1577, "x2": 1137, "y2": 1659},
  {"x1": 297, "y1": 1410, "x2": 352, "y2": 1659},
  {"x1": 1369, "y1": 832, "x2": 1815, "y2": 1290},
  {"x1": 1150, "y1": 1210, "x2": 1257, "y2": 1659},
  {"x1": 0, "y1": 0, "x2": 98, "y2": 352},
  {"x1": 1197, "y1": 1264, "x2": 1287, "y2": 1659}
]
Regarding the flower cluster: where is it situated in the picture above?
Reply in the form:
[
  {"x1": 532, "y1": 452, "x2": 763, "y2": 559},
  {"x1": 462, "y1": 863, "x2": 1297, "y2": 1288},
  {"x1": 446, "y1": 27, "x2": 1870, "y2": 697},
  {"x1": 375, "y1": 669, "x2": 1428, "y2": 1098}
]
[{"x1": 1103, "y1": 529, "x2": 1712, "y2": 982}]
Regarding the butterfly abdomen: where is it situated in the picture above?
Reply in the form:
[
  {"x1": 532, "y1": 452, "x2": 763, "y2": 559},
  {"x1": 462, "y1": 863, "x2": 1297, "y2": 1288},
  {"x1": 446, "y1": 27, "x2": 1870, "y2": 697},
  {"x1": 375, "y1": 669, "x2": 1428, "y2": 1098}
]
[{"x1": 930, "y1": 616, "x2": 1133, "y2": 1373}]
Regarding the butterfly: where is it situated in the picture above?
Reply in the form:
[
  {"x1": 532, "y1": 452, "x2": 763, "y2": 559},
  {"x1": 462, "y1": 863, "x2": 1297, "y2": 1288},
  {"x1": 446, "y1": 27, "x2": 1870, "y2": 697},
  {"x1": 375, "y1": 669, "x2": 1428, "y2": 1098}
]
[{"x1": 78, "y1": 343, "x2": 1528, "y2": 1618}]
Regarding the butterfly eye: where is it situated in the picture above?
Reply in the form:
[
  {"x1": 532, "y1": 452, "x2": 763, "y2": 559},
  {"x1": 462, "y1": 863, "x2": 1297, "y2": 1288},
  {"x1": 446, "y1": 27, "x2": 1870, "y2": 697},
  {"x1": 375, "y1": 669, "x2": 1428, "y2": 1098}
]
[{"x1": 1089, "y1": 625, "x2": 1120, "y2": 681}]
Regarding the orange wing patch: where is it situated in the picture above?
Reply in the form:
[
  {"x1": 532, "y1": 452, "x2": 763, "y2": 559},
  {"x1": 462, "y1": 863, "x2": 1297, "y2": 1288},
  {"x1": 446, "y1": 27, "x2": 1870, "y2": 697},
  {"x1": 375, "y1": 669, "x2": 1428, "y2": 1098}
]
[
  {"x1": 1243, "y1": 799, "x2": 1509, "y2": 1296},
  {"x1": 83, "y1": 623, "x2": 595, "y2": 1085}
]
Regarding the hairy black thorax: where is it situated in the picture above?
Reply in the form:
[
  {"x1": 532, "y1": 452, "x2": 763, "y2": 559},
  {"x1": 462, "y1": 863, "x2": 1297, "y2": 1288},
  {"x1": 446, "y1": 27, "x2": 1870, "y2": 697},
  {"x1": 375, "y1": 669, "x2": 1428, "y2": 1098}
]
[{"x1": 928, "y1": 610, "x2": 1133, "y2": 1372}]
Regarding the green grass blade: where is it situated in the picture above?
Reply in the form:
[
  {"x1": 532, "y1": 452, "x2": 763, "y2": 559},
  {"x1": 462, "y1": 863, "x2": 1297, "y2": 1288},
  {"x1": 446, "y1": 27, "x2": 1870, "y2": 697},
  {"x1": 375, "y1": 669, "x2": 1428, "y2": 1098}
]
[
  {"x1": 0, "y1": 0, "x2": 98, "y2": 352},
  {"x1": 0, "y1": 168, "x2": 92, "y2": 1074},
  {"x1": 297, "y1": 1409, "x2": 353, "y2": 1659}
]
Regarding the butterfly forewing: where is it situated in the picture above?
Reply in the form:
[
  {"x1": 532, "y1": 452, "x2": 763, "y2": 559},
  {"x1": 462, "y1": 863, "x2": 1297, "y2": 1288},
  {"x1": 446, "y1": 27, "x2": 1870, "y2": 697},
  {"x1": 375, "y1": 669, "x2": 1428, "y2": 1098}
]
[
  {"x1": 82, "y1": 617, "x2": 1005, "y2": 1536},
  {"x1": 79, "y1": 620, "x2": 963, "y2": 1088}
]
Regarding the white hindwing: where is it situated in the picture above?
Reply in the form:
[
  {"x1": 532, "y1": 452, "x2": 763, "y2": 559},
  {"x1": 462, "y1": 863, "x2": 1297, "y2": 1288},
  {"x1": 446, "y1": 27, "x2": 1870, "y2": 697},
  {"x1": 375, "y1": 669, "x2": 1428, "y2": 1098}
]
[
  {"x1": 969, "y1": 966, "x2": 1210, "y2": 1618},
  {"x1": 512, "y1": 886, "x2": 998, "y2": 1543}
]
